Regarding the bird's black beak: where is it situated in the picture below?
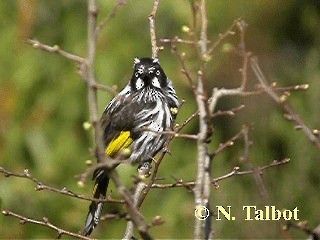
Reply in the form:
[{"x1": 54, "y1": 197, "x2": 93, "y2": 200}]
[{"x1": 141, "y1": 72, "x2": 151, "y2": 82}]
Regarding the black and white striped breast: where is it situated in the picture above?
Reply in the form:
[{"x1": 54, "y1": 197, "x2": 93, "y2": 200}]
[{"x1": 129, "y1": 90, "x2": 173, "y2": 163}]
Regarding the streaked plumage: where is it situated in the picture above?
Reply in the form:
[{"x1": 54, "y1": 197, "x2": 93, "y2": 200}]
[{"x1": 82, "y1": 57, "x2": 179, "y2": 236}]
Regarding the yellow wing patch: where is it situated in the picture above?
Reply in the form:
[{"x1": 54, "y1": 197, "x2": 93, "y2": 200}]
[{"x1": 105, "y1": 131, "x2": 133, "y2": 157}]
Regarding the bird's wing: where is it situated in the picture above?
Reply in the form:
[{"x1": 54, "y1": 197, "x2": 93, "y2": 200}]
[{"x1": 100, "y1": 86, "x2": 143, "y2": 158}]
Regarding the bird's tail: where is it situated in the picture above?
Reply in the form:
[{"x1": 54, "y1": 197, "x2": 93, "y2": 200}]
[{"x1": 82, "y1": 170, "x2": 109, "y2": 236}]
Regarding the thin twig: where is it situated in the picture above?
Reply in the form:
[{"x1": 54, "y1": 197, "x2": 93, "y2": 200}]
[
  {"x1": 285, "y1": 221, "x2": 320, "y2": 239},
  {"x1": 250, "y1": 57, "x2": 320, "y2": 149},
  {"x1": 175, "y1": 110, "x2": 199, "y2": 131},
  {"x1": 240, "y1": 126, "x2": 270, "y2": 202},
  {"x1": 211, "y1": 104, "x2": 245, "y2": 119},
  {"x1": 207, "y1": 19, "x2": 239, "y2": 55},
  {"x1": 212, "y1": 127, "x2": 246, "y2": 156},
  {"x1": 100, "y1": 213, "x2": 130, "y2": 221},
  {"x1": 160, "y1": 38, "x2": 197, "y2": 45},
  {"x1": 171, "y1": 43, "x2": 197, "y2": 93},
  {"x1": 95, "y1": 0, "x2": 128, "y2": 38},
  {"x1": 140, "y1": 127, "x2": 198, "y2": 140},
  {"x1": 77, "y1": 156, "x2": 132, "y2": 184},
  {"x1": 0, "y1": 167, "x2": 123, "y2": 204},
  {"x1": 136, "y1": 140, "x2": 171, "y2": 208},
  {"x1": 150, "y1": 158, "x2": 290, "y2": 189},
  {"x1": 237, "y1": 19, "x2": 251, "y2": 90},
  {"x1": 93, "y1": 82, "x2": 118, "y2": 95},
  {"x1": 1, "y1": 209, "x2": 93, "y2": 240},
  {"x1": 25, "y1": 39, "x2": 86, "y2": 64}
]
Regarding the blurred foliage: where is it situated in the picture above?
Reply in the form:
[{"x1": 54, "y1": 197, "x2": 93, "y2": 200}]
[{"x1": 0, "y1": 0, "x2": 319, "y2": 239}]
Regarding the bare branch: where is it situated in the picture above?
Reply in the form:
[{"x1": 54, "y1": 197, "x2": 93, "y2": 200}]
[
  {"x1": 199, "y1": 0, "x2": 208, "y2": 57},
  {"x1": 160, "y1": 37, "x2": 197, "y2": 45},
  {"x1": 211, "y1": 104, "x2": 245, "y2": 119},
  {"x1": 171, "y1": 43, "x2": 197, "y2": 93},
  {"x1": 207, "y1": 18, "x2": 239, "y2": 55},
  {"x1": 101, "y1": 213, "x2": 130, "y2": 221},
  {"x1": 149, "y1": 0, "x2": 160, "y2": 58},
  {"x1": 92, "y1": 82, "x2": 118, "y2": 95},
  {"x1": 150, "y1": 158, "x2": 290, "y2": 189},
  {"x1": 26, "y1": 39, "x2": 86, "y2": 64},
  {"x1": 240, "y1": 126, "x2": 270, "y2": 202},
  {"x1": 194, "y1": 0, "x2": 213, "y2": 239},
  {"x1": 141, "y1": 127, "x2": 198, "y2": 140},
  {"x1": 209, "y1": 87, "x2": 243, "y2": 113},
  {"x1": 109, "y1": 171, "x2": 152, "y2": 240},
  {"x1": 86, "y1": 0, "x2": 106, "y2": 162},
  {"x1": 136, "y1": 141, "x2": 171, "y2": 208},
  {"x1": 175, "y1": 110, "x2": 199, "y2": 131},
  {"x1": 212, "y1": 127, "x2": 246, "y2": 156},
  {"x1": 1, "y1": 209, "x2": 93, "y2": 240},
  {"x1": 250, "y1": 57, "x2": 320, "y2": 149},
  {"x1": 285, "y1": 221, "x2": 320, "y2": 239},
  {"x1": 0, "y1": 167, "x2": 123, "y2": 204},
  {"x1": 123, "y1": 181, "x2": 147, "y2": 239},
  {"x1": 95, "y1": 0, "x2": 128, "y2": 38},
  {"x1": 213, "y1": 158, "x2": 290, "y2": 183}
]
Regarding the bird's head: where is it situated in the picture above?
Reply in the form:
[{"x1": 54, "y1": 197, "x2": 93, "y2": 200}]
[{"x1": 130, "y1": 57, "x2": 167, "y2": 91}]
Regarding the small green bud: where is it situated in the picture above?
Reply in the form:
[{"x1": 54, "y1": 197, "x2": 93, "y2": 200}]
[
  {"x1": 221, "y1": 43, "x2": 233, "y2": 53},
  {"x1": 85, "y1": 160, "x2": 93, "y2": 166},
  {"x1": 83, "y1": 121, "x2": 92, "y2": 130},
  {"x1": 202, "y1": 54, "x2": 212, "y2": 63},
  {"x1": 181, "y1": 25, "x2": 190, "y2": 33},
  {"x1": 77, "y1": 180, "x2": 85, "y2": 188}
]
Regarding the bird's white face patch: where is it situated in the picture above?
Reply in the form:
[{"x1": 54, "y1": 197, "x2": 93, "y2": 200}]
[
  {"x1": 151, "y1": 77, "x2": 161, "y2": 88},
  {"x1": 135, "y1": 78, "x2": 144, "y2": 90}
]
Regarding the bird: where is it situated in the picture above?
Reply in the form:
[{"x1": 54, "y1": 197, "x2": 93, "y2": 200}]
[{"x1": 82, "y1": 57, "x2": 180, "y2": 236}]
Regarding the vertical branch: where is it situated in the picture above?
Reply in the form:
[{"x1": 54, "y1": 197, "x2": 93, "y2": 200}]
[
  {"x1": 123, "y1": 182, "x2": 147, "y2": 239},
  {"x1": 194, "y1": 0, "x2": 213, "y2": 239},
  {"x1": 149, "y1": 0, "x2": 160, "y2": 58},
  {"x1": 199, "y1": 0, "x2": 208, "y2": 57},
  {"x1": 87, "y1": 0, "x2": 105, "y2": 161},
  {"x1": 87, "y1": 2, "x2": 152, "y2": 239},
  {"x1": 110, "y1": 172, "x2": 151, "y2": 240},
  {"x1": 240, "y1": 126, "x2": 292, "y2": 239},
  {"x1": 237, "y1": 20, "x2": 251, "y2": 90},
  {"x1": 241, "y1": 126, "x2": 270, "y2": 202}
]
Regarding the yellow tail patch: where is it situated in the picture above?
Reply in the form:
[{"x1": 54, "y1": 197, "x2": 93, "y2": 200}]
[
  {"x1": 105, "y1": 131, "x2": 133, "y2": 157},
  {"x1": 92, "y1": 183, "x2": 98, "y2": 196}
]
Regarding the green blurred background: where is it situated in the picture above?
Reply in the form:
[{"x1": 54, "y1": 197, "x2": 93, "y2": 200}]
[{"x1": 0, "y1": 0, "x2": 319, "y2": 239}]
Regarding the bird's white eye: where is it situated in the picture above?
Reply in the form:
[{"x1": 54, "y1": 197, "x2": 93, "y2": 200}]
[
  {"x1": 138, "y1": 65, "x2": 144, "y2": 74},
  {"x1": 135, "y1": 72, "x2": 139, "y2": 78},
  {"x1": 156, "y1": 70, "x2": 160, "y2": 76}
]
